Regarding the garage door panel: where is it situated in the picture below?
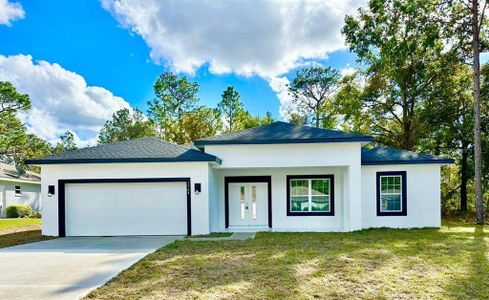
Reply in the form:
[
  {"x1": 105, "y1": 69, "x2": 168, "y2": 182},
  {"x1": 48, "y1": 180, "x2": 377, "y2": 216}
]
[{"x1": 65, "y1": 181, "x2": 187, "y2": 236}]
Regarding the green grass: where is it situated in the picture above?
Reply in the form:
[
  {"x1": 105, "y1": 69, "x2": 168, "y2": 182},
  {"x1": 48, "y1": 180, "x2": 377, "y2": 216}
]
[
  {"x1": 87, "y1": 222, "x2": 489, "y2": 299},
  {"x1": 0, "y1": 218, "x2": 53, "y2": 248},
  {"x1": 189, "y1": 232, "x2": 233, "y2": 238},
  {"x1": 0, "y1": 218, "x2": 41, "y2": 231}
]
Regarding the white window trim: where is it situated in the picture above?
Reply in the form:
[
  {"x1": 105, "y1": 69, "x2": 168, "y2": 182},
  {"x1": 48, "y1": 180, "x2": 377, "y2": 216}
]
[
  {"x1": 290, "y1": 178, "x2": 331, "y2": 213},
  {"x1": 379, "y1": 175, "x2": 403, "y2": 212}
]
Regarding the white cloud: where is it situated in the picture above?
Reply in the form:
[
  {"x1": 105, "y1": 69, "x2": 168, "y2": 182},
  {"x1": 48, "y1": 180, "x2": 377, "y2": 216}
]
[
  {"x1": 340, "y1": 67, "x2": 356, "y2": 77},
  {"x1": 102, "y1": 0, "x2": 364, "y2": 78},
  {"x1": 0, "y1": 0, "x2": 24, "y2": 26},
  {"x1": 0, "y1": 54, "x2": 130, "y2": 144},
  {"x1": 268, "y1": 76, "x2": 294, "y2": 120}
]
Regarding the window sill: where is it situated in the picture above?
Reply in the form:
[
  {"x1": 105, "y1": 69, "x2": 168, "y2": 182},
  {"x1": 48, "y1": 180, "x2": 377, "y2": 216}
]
[
  {"x1": 377, "y1": 211, "x2": 407, "y2": 216},
  {"x1": 287, "y1": 211, "x2": 335, "y2": 216}
]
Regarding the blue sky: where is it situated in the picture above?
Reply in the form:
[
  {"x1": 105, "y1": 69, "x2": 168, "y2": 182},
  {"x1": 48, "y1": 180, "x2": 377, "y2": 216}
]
[{"x1": 0, "y1": 0, "x2": 360, "y2": 144}]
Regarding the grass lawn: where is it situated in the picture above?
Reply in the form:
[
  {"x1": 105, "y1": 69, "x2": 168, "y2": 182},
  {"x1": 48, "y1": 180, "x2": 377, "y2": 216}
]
[
  {"x1": 87, "y1": 223, "x2": 489, "y2": 299},
  {"x1": 0, "y1": 218, "x2": 53, "y2": 248},
  {"x1": 189, "y1": 232, "x2": 233, "y2": 238}
]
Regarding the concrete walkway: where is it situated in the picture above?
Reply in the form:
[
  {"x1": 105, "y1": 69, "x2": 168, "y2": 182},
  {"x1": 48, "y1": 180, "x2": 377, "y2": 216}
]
[
  {"x1": 0, "y1": 236, "x2": 181, "y2": 300},
  {"x1": 188, "y1": 232, "x2": 256, "y2": 241}
]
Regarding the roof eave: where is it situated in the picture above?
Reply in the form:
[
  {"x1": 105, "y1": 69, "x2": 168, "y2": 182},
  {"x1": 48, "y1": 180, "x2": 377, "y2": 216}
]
[
  {"x1": 0, "y1": 177, "x2": 41, "y2": 184},
  {"x1": 194, "y1": 137, "x2": 374, "y2": 147},
  {"x1": 25, "y1": 157, "x2": 222, "y2": 165},
  {"x1": 361, "y1": 159, "x2": 455, "y2": 165}
]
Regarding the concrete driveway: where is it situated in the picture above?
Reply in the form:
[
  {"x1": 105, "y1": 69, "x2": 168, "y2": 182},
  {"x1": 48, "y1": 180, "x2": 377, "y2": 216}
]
[{"x1": 0, "y1": 236, "x2": 181, "y2": 300}]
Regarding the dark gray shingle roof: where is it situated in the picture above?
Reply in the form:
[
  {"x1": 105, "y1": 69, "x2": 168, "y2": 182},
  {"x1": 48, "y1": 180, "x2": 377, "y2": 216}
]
[
  {"x1": 25, "y1": 138, "x2": 221, "y2": 165},
  {"x1": 194, "y1": 121, "x2": 373, "y2": 147},
  {"x1": 361, "y1": 146, "x2": 454, "y2": 165}
]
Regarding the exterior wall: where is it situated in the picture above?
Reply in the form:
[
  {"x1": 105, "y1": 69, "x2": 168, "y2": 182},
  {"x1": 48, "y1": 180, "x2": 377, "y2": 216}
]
[
  {"x1": 361, "y1": 164, "x2": 441, "y2": 228},
  {"x1": 205, "y1": 143, "x2": 362, "y2": 168},
  {"x1": 205, "y1": 142, "x2": 363, "y2": 231},
  {"x1": 0, "y1": 181, "x2": 41, "y2": 217},
  {"x1": 210, "y1": 167, "x2": 346, "y2": 232},
  {"x1": 40, "y1": 162, "x2": 211, "y2": 236}
]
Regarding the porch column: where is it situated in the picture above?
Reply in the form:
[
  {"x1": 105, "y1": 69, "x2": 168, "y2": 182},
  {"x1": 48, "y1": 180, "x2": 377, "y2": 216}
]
[{"x1": 344, "y1": 164, "x2": 362, "y2": 231}]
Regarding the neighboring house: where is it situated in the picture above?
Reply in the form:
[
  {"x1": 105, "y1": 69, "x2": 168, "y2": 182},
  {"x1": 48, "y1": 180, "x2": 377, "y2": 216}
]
[
  {"x1": 26, "y1": 122, "x2": 454, "y2": 237},
  {"x1": 0, "y1": 163, "x2": 41, "y2": 217}
]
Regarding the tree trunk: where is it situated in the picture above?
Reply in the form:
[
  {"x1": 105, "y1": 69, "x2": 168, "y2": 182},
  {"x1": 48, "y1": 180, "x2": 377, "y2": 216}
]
[
  {"x1": 460, "y1": 142, "x2": 469, "y2": 211},
  {"x1": 315, "y1": 109, "x2": 320, "y2": 128},
  {"x1": 472, "y1": 0, "x2": 484, "y2": 224}
]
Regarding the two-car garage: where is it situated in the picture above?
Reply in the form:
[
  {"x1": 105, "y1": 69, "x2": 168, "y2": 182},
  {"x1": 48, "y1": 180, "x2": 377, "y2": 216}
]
[{"x1": 60, "y1": 179, "x2": 191, "y2": 237}]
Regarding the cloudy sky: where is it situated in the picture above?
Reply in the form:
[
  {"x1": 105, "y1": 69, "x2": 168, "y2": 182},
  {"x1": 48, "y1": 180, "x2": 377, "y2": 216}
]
[{"x1": 0, "y1": 0, "x2": 365, "y2": 145}]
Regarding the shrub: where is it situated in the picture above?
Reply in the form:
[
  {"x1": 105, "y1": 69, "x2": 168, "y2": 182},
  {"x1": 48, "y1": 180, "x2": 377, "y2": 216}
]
[
  {"x1": 5, "y1": 205, "x2": 34, "y2": 218},
  {"x1": 31, "y1": 211, "x2": 42, "y2": 218}
]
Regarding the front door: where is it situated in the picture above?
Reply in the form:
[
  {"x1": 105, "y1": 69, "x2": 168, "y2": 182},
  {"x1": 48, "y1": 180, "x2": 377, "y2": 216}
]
[{"x1": 229, "y1": 182, "x2": 268, "y2": 227}]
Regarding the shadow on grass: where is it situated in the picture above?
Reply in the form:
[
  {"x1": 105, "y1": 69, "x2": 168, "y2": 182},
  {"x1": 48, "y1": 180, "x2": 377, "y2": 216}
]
[
  {"x1": 444, "y1": 225, "x2": 489, "y2": 299},
  {"x1": 0, "y1": 230, "x2": 53, "y2": 249},
  {"x1": 86, "y1": 226, "x2": 489, "y2": 299}
]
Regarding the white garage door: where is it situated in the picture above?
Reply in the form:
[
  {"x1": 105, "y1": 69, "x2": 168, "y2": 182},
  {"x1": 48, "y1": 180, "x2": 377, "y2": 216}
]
[{"x1": 65, "y1": 181, "x2": 188, "y2": 236}]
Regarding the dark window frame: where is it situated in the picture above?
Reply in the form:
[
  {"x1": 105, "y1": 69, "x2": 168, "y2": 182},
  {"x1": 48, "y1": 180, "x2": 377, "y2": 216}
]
[
  {"x1": 286, "y1": 175, "x2": 335, "y2": 216},
  {"x1": 376, "y1": 171, "x2": 407, "y2": 216},
  {"x1": 14, "y1": 185, "x2": 22, "y2": 197}
]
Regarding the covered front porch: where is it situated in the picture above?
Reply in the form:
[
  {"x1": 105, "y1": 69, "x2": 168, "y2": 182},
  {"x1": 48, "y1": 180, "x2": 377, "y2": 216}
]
[{"x1": 208, "y1": 165, "x2": 361, "y2": 233}]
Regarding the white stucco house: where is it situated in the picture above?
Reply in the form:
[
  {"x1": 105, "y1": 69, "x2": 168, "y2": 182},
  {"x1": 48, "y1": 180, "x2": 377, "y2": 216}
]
[
  {"x1": 26, "y1": 122, "x2": 453, "y2": 237},
  {"x1": 0, "y1": 163, "x2": 41, "y2": 217}
]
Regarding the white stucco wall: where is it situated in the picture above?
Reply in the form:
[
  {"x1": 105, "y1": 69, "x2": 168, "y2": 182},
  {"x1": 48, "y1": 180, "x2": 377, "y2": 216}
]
[
  {"x1": 205, "y1": 142, "x2": 363, "y2": 231},
  {"x1": 40, "y1": 162, "x2": 211, "y2": 236},
  {"x1": 0, "y1": 181, "x2": 41, "y2": 216},
  {"x1": 361, "y1": 164, "x2": 442, "y2": 229},
  {"x1": 210, "y1": 167, "x2": 346, "y2": 232}
]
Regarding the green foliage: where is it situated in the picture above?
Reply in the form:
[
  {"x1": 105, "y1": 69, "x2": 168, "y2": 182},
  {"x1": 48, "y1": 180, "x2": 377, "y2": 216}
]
[
  {"x1": 53, "y1": 130, "x2": 78, "y2": 154},
  {"x1": 148, "y1": 72, "x2": 199, "y2": 141},
  {"x1": 0, "y1": 81, "x2": 30, "y2": 114},
  {"x1": 288, "y1": 66, "x2": 341, "y2": 128},
  {"x1": 6, "y1": 205, "x2": 34, "y2": 218},
  {"x1": 0, "y1": 81, "x2": 51, "y2": 168},
  {"x1": 98, "y1": 108, "x2": 156, "y2": 144},
  {"x1": 172, "y1": 107, "x2": 222, "y2": 144},
  {"x1": 218, "y1": 86, "x2": 244, "y2": 132},
  {"x1": 342, "y1": 0, "x2": 450, "y2": 150}
]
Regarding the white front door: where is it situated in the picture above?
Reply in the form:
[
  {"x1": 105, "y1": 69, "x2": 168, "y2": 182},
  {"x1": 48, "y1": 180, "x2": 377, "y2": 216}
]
[{"x1": 229, "y1": 182, "x2": 268, "y2": 227}]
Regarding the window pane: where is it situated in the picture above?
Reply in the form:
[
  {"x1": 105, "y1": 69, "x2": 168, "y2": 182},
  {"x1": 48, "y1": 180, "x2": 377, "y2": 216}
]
[
  {"x1": 240, "y1": 186, "x2": 245, "y2": 220},
  {"x1": 311, "y1": 196, "x2": 329, "y2": 212},
  {"x1": 291, "y1": 196, "x2": 309, "y2": 212},
  {"x1": 382, "y1": 194, "x2": 401, "y2": 211},
  {"x1": 252, "y1": 186, "x2": 257, "y2": 220},
  {"x1": 311, "y1": 179, "x2": 329, "y2": 196},
  {"x1": 291, "y1": 179, "x2": 308, "y2": 196},
  {"x1": 381, "y1": 176, "x2": 401, "y2": 193}
]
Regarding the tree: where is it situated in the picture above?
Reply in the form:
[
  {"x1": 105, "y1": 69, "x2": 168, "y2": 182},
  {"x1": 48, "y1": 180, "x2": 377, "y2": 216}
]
[
  {"x1": 53, "y1": 131, "x2": 77, "y2": 153},
  {"x1": 218, "y1": 86, "x2": 244, "y2": 132},
  {"x1": 343, "y1": 0, "x2": 450, "y2": 151},
  {"x1": 175, "y1": 107, "x2": 222, "y2": 144},
  {"x1": 0, "y1": 81, "x2": 51, "y2": 166},
  {"x1": 0, "y1": 81, "x2": 30, "y2": 114},
  {"x1": 98, "y1": 108, "x2": 156, "y2": 144},
  {"x1": 440, "y1": 0, "x2": 488, "y2": 223},
  {"x1": 148, "y1": 72, "x2": 199, "y2": 140},
  {"x1": 422, "y1": 62, "x2": 474, "y2": 211},
  {"x1": 288, "y1": 67, "x2": 341, "y2": 128},
  {"x1": 239, "y1": 110, "x2": 275, "y2": 129},
  {"x1": 333, "y1": 73, "x2": 370, "y2": 134},
  {"x1": 287, "y1": 112, "x2": 308, "y2": 126}
]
